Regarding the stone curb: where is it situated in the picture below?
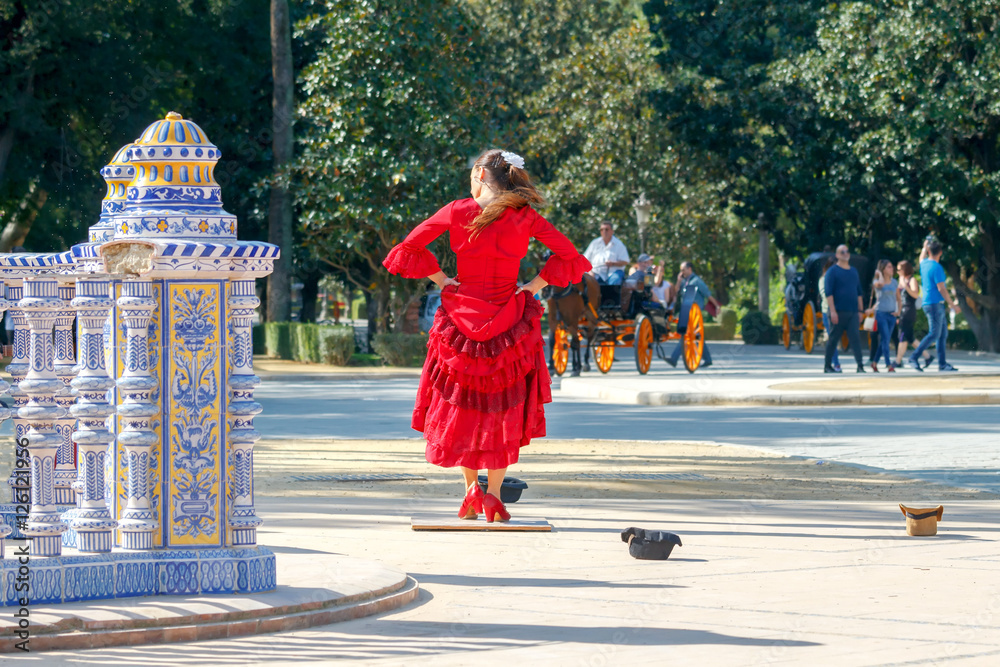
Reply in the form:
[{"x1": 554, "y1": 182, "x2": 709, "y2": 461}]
[
  {"x1": 558, "y1": 382, "x2": 1000, "y2": 407},
  {"x1": 9, "y1": 576, "x2": 419, "y2": 652},
  {"x1": 635, "y1": 392, "x2": 1000, "y2": 407},
  {"x1": 257, "y1": 371, "x2": 421, "y2": 382}
]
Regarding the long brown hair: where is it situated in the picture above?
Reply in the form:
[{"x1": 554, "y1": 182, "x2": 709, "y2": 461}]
[
  {"x1": 467, "y1": 149, "x2": 544, "y2": 239},
  {"x1": 897, "y1": 259, "x2": 914, "y2": 278}
]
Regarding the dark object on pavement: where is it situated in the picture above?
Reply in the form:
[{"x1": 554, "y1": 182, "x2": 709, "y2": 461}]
[
  {"x1": 477, "y1": 475, "x2": 528, "y2": 504},
  {"x1": 621, "y1": 527, "x2": 682, "y2": 560}
]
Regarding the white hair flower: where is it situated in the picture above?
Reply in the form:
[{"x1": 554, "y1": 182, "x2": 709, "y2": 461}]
[{"x1": 500, "y1": 151, "x2": 525, "y2": 170}]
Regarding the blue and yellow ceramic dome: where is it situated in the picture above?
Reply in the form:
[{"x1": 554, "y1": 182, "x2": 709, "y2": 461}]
[
  {"x1": 112, "y1": 111, "x2": 237, "y2": 240},
  {"x1": 90, "y1": 143, "x2": 135, "y2": 242}
]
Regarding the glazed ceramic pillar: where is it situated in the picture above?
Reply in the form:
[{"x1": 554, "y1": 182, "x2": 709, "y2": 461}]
[
  {"x1": 69, "y1": 277, "x2": 118, "y2": 553},
  {"x1": 116, "y1": 278, "x2": 159, "y2": 550},
  {"x1": 18, "y1": 277, "x2": 69, "y2": 557},
  {"x1": 84, "y1": 112, "x2": 277, "y2": 551},
  {"x1": 5, "y1": 283, "x2": 30, "y2": 502},
  {"x1": 227, "y1": 279, "x2": 263, "y2": 546},
  {"x1": 52, "y1": 282, "x2": 79, "y2": 506}
]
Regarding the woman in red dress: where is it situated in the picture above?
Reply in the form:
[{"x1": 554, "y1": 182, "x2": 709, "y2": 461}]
[{"x1": 383, "y1": 149, "x2": 590, "y2": 522}]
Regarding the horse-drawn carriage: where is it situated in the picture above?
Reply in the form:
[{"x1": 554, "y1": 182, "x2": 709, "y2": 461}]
[
  {"x1": 546, "y1": 277, "x2": 706, "y2": 376},
  {"x1": 781, "y1": 251, "x2": 872, "y2": 353}
]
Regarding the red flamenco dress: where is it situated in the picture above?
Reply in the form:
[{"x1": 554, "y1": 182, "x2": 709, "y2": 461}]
[{"x1": 383, "y1": 198, "x2": 590, "y2": 470}]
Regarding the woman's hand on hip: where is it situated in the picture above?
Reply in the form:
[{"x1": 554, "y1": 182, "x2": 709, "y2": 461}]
[
  {"x1": 428, "y1": 271, "x2": 460, "y2": 289},
  {"x1": 516, "y1": 276, "x2": 549, "y2": 297}
]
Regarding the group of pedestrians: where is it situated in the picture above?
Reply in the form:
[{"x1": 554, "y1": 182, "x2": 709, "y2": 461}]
[{"x1": 822, "y1": 239, "x2": 960, "y2": 374}]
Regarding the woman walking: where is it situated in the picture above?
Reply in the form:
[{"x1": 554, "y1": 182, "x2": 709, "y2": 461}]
[
  {"x1": 383, "y1": 149, "x2": 590, "y2": 523},
  {"x1": 893, "y1": 260, "x2": 933, "y2": 369},
  {"x1": 871, "y1": 260, "x2": 899, "y2": 372}
]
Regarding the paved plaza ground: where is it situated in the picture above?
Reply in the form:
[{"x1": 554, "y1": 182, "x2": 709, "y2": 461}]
[{"x1": 10, "y1": 343, "x2": 1000, "y2": 664}]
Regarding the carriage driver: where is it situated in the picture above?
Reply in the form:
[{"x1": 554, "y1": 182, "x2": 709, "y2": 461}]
[{"x1": 583, "y1": 221, "x2": 630, "y2": 285}]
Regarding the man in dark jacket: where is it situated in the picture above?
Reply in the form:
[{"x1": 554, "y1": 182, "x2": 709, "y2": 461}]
[
  {"x1": 667, "y1": 262, "x2": 720, "y2": 369},
  {"x1": 823, "y1": 245, "x2": 865, "y2": 373}
]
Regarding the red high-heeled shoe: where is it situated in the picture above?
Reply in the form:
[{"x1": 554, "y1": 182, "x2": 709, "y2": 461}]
[
  {"x1": 483, "y1": 492, "x2": 510, "y2": 523},
  {"x1": 458, "y1": 483, "x2": 485, "y2": 520}
]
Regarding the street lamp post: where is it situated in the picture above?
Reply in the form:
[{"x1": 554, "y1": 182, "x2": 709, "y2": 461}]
[{"x1": 633, "y1": 193, "x2": 651, "y2": 255}]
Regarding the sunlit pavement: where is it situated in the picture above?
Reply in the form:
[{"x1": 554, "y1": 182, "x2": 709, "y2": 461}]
[
  {"x1": 32, "y1": 496, "x2": 1000, "y2": 666},
  {"x1": 252, "y1": 343, "x2": 1000, "y2": 494}
]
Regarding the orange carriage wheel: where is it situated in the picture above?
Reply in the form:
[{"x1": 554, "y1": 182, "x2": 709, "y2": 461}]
[
  {"x1": 781, "y1": 311, "x2": 791, "y2": 350},
  {"x1": 682, "y1": 303, "x2": 705, "y2": 373},
  {"x1": 634, "y1": 314, "x2": 653, "y2": 374},
  {"x1": 841, "y1": 331, "x2": 849, "y2": 351},
  {"x1": 552, "y1": 322, "x2": 570, "y2": 376},
  {"x1": 802, "y1": 301, "x2": 816, "y2": 354},
  {"x1": 594, "y1": 340, "x2": 615, "y2": 374}
]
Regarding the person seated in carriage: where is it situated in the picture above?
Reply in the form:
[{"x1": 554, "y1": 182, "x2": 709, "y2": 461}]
[
  {"x1": 650, "y1": 260, "x2": 674, "y2": 310},
  {"x1": 621, "y1": 253, "x2": 655, "y2": 315},
  {"x1": 584, "y1": 221, "x2": 630, "y2": 285}
]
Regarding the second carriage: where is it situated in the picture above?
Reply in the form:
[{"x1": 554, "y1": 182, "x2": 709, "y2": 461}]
[{"x1": 551, "y1": 282, "x2": 706, "y2": 375}]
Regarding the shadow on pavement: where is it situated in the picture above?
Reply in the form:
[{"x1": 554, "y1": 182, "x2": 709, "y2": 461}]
[{"x1": 409, "y1": 573, "x2": 684, "y2": 589}]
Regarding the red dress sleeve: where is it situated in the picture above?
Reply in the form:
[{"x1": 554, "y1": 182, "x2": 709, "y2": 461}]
[
  {"x1": 383, "y1": 202, "x2": 453, "y2": 278},
  {"x1": 529, "y1": 210, "x2": 591, "y2": 287}
]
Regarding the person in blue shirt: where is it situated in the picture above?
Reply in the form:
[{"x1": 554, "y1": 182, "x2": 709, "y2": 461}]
[
  {"x1": 823, "y1": 245, "x2": 866, "y2": 373},
  {"x1": 909, "y1": 239, "x2": 960, "y2": 372},
  {"x1": 666, "y1": 261, "x2": 720, "y2": 369}
]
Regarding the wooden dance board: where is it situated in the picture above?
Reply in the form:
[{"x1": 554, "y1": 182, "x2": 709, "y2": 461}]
[{"x1": 410, "y1": 515, "x2": 552, "y2": 532}]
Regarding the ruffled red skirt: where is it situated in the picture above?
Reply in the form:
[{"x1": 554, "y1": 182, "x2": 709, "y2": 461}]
[{"x1": 414, "y1": 289, "x2": 551, "y2": 469}]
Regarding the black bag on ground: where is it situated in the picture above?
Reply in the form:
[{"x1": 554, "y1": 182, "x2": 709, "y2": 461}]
[{"x1": 620, "y1": 527, "x2": 682, "y2": 560}]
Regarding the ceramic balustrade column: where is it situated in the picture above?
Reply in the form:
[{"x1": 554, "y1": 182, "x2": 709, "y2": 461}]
[
  {"x1": 226, "y1": 279, "x2": 263, "y2": 546},
  {"x1": 0, "y1": 281, "x2": 11, "y2": 555},
  {"x1": 53, "y1": 282, "x2": 79, "y2": 505},
  {"x1": 18, "y1": 276, "x2": 69, "y2": 556},
  {"x1": 69, "y1": 277, "x2": 118, "y2": 553},
  {"x1": 5, "y1": 283, "x2": 30, "y2": 503},
  {"x1": 116, "y1": 278, "x2": 158, "y2": 550}
]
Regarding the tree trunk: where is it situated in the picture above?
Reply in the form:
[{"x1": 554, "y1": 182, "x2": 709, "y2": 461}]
[
  {"x1": 757, "y1": 227, "x2": 770, "y2": 316},
  {"x1": 711, "y1": 263, "x2": 729, "y2": 304},
  {"x1": 0, "y1": 70, "x2": 34, "y2": 189},
  {"x1": 0, "y1": 183, "x2": 47, "y2": 251},
  {"x1": 961, "y1": 304, "x2": 998, "y2": 353},
  {"x1": 0, "y1": 124, "x2": 15, "y2": 190},
  {"x1": 948, "y1": 226, "x2": 1000, "y2": 353},
  {"x1": 266, "y1": 0, "x2": 294, "y2": 322},
  {"x1": 299, "y1": 271, "x2": 321, "y2": 323}
]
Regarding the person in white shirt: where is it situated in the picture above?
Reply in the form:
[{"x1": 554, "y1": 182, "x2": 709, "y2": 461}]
[
  {"x1": 650, "y1": 260, "x2": 674, "y2": 309},
  {"x1": 583, "y1": 222, "x2": 630, "y2": 285}
]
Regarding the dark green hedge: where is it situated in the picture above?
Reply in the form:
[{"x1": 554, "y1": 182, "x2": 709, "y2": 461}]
[
  {"x1": 318, "y1": 327, "x2": 356, "y2": 365},
  {"x1": 740, "y1": 311, "x2": 780, "y2": 345},
  {"x1": 263, "y1": 322, "x2": 357, "y2": 364},
  {"x1": 947, "y1": 329, "x2": 978, "y2": 351},
  {"x1": 372, "y1": 333, "x2": 428, "y2": 367},
  {"x1": 264, "y1": 322, "x2": 293, "y2": 359},
  {"x1": 292, "y1": 323, "x2": 320, "y2": 362},
  {"x1": 705, "y1": 307, "x2": 738, "y2": 341},
  {"x1": 252, "y1": 324, "x2": 266, "y2": 356}
]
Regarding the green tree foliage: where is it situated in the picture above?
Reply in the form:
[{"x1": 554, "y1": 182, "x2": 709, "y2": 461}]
[
  {"x1": 773, "y1": 0, "x2": 1000, "y2": 350},
  {"x1": 467, "y1": 0, "x2": 636, "y2": 157},
  {"x1": 290, "y1": 0, "x2": 489, "y2": 333},
  {"x1": 521, "y1": 18, "x2": 750, "y2": 294},
  {"x1": 0, "y1": 0, "x2": 272, "y2": 251},
  {"x1": 642, "y1": 0, "x2": 868, "y2": 255},
  {"x1": 523, "y1": 21, "x2": 671, "y2": 246}
]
